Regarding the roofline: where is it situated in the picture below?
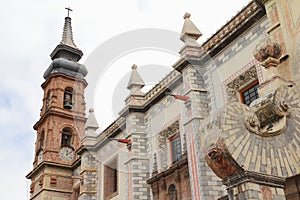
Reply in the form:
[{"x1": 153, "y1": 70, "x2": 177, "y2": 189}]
[{"x1": 85, "y1": 1, "x2": 266, "y2": 148}]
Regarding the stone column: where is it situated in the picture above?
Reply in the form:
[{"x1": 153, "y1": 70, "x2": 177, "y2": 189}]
[{"x1": 182, "y1": 63, "x2": 225, "y2": 200}]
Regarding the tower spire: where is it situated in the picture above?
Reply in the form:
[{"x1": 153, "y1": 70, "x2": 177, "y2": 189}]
[
  {"x1": 60, "y1": 7, "x2": 77, "y2": 48},
  {"x1": 45, "y1": 9, "x2": 87, "y2": 79},
  {"x1": 50, "y1": 8, "x2": 83, "y2": 62}
]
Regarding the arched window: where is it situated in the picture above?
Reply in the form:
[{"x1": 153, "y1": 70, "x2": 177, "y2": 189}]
[
  {"x1": 61, "y1": 127, "x2": 73, "y2": 147},
  {"x1": 63, "y1": 87, "x2": 73, "y2": 110},
  {"x1": 167, "y1": 184, "x2": 177, "y2": 200}
]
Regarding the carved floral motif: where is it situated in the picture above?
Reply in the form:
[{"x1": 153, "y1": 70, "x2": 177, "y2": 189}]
[{"x1": 226, "y1": 66, "x2": 258, "y2": 103}]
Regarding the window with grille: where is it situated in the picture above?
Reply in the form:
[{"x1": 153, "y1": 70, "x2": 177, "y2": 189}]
[
  {"x1": 241, "y1": 82, "x2": 259, "y2": 106},
  {"x1": 170, "y1": 134, "x2": 182, "y2": 164}
]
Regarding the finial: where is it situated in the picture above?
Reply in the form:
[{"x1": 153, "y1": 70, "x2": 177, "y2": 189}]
[
  {"x1": 65, "y1": 7, "x2": 73, "y2": 17},
  {"x1": 131, "y1": 64, "x2": 137, "y2": 70},
  {"x1": 183, "y1": 12, "x2": 191, "y2": 19},
  {"x1": 127, "y1": 64, "x2": 145, "y2": 96},
  {"x1": 85, "y1": 108, "x2": 99, "y2": 131}
]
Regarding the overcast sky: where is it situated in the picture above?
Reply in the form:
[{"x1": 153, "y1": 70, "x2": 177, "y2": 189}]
[{"x1": 0, "y1": 0, "x2": 250, "y2": 199}]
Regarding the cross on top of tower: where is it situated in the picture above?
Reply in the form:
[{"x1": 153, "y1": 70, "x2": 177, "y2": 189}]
[{"x1": 65, "y1": 7, "x2": 73, "y2": 17}]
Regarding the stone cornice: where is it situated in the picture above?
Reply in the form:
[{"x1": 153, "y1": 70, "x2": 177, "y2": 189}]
[
  {"x1": 202, "y1": 1, "x2": 262, "y2": 52},
  {"x1": 33, "y1": 109, "x2": 86, "y2": 130},
  {"x1": 223, "y1": 170, "x2": 286, "y2": 189},
  {"x1": 26, "y1": 160, "x2": 80, "y2": 179},
  {"x1": 146, "y1": 156, "x2": 188, "y2": 185},
  {"x1": 41, "y1": 72, "x2": 88, "y2": 89}
]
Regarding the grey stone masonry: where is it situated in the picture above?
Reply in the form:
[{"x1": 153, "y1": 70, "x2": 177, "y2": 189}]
[
  {"x1": 181, "y1": 61, "x2": 226, "y2": 200},
  {"x1": 80, "y1": 152, "x2": 98, "y2": 200},
  {"x1": 125, "y1": 112, "x2": 150, "y2": 200}
]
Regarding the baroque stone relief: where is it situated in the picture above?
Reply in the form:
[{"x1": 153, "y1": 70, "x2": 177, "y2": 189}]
[
  {"x1": 245, "y1": 85, "x2": 290, "y2": 137},
  {"x1": 253, "y1": 35, "x2": 282, "y2": 68},
  {"x1": 225, "y1": 65, "x2": 258, "y2": 103},
  {"x1": 201, "y1": 84, "x2": 300, "y2": 178},
  {"x1": 205, "y1": 141, "x2": 243, "y2": 180},
  {"x1": 158, "y1": 121, "x2": 180, "y2": 170}
]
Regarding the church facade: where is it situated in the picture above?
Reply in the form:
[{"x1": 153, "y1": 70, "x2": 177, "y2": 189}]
[{"x1": 27, "y1": 0, "x2": 300, "y2": 200}]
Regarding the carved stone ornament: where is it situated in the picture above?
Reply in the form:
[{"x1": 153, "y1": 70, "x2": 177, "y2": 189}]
[
  {"x1": 205, "y1": 141, "x2": 243, "y2": 180},
  {"x1": 253, "y1": 35, "x2": 282, "y2": 68},
  {"x1": 158, "y1": 121, "x2": 180, "y2": 146},
  {"x1": 158, "y1": 121, "x2": 180, "y2": 170},
  {"x1": 245, "y1": 85, "x2": 290, "y2": 137},
  {"x1": 226, "y1": 66, "x2": 258, "y2": 103}
]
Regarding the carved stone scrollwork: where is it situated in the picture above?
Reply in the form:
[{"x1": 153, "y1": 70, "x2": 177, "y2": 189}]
[
  {"x1": 158, "y1": 121, "x2": 180, "y2": 170},
  {"x1": 226, "y1": 66, "x2": 258, "y2": 103},
  {"x1": 245, "y1": 85, "x2": 290, "y2": 137}
]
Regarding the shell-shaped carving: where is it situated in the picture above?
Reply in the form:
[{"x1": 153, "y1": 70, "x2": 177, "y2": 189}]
[{"x1": 201, "y1": 86, "x2": 300, "y2": 179}]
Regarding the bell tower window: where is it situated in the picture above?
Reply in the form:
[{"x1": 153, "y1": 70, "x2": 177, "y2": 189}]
[
  {"x1": 39, "y1": 130, "x2": 45, "y2": 149},
  {"x1": 61, "y1": 128, "x2": 72, "y2": 147},
  {"x1": 63, "y1": 87, "x2": 73, "y2": 110},
  {"x1": 46, "y1": 91, "x2": 50, "y2": 110}
]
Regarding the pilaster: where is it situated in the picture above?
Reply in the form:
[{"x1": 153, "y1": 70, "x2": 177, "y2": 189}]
[
  {"x1": 79, "y1": 152, "x2": 98, "y2": 200},
  {"x1": 125, "y1": 112, "x2": 150, "y2": 200},
  {"x1": 177, "y1": 13, "x2": 225, "y2": 199}
]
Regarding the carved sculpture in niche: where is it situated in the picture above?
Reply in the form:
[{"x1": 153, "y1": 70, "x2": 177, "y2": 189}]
[
  {"x1": 167, "y1": 184, "x2": 177, "y2": 200},
  {"x1": 245, "y1": 85, "x2": 290, "y2": 137},
  {"x1": 158, "y1": 121, "x2": 180, "y2": 170},
  {"x1": 205, "y1": 141, "x2": 243, "y2": 180},
  {"x1": 226, "y1": 66, "x2": 258, "y2": 103}
]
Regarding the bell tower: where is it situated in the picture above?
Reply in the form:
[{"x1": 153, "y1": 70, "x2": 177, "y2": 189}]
[{"x1": 26, "y1": 9, "x2": 88, "y2": 200}]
